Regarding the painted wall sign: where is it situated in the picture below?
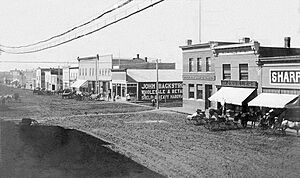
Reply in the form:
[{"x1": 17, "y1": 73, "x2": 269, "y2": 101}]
[
  {"x1": 138, "y1": 82, "x2": 183, "y2": 101},
  {"x1": 183, "y1": 73, "x2": 215, "y2": 81},
  {"x1": 221, "y1": 80, "x2": 258, "y2": 88},
  {"x1": 270, "y1": 69, "x2": 300, "y2": 84}
]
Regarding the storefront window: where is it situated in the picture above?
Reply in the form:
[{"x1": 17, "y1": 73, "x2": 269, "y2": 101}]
[
  {"x1": 127, "y1": 83, "x2": 137, "y2": 98},
  {"x1": 223, "y1": 64, "x2": 231, "y2": 80},
  {"x1": 197, "y1": 58, "x2": 202, "y2": 72},
  {"x1": 239, "y1": 64, "x2": 248, "y2": 80},
  {"x1": 196, "y1": 84, "x2": 203, "y2": 99},
  {"x1": 188, "y1": 84, "x2": 195, "y2": 99},
  {"x1": 188, "y1": 58, "x2": 193, "y2": 72}
]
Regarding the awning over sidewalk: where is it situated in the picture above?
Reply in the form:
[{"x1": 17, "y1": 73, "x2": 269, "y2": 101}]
[
  {"x1": 70, "y1": 79, "x2": 88, "y2": 88},
  {"x1": 248, "y1": 93, "x2": 299, "y2": 108},
  {"x1": 208, "y1": 87, "x2": 255, "y2": 106}
]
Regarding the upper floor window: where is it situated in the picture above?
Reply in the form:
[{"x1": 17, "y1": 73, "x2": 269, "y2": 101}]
[
  {"x1": 92, "y1": 68, "x2": 94, "y2": 76},
  {"x1": 239, "y1": 64, "x2": 248, "y2": 80},
  {"x1": 223, "y1": 64, "x2": 231, "y2": 80},
  {"x1": 85, "y1": 68, "x2": 87, "y2": 76},
  {"x1": 188, "y1": 58, "x2": 193, "y2": 72},
  {"x1": 206, "y1": 57, "x2": 211, "y2": 72},
  {"x1": 197, "y1": 58, "x2": 202, "y2": 72}
]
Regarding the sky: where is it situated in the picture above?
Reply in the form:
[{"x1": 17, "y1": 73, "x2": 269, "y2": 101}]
[{"x1": 0, "y1": 0, "x2": 300, "y2": 71}]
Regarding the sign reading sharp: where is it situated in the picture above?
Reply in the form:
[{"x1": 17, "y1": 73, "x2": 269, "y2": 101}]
[{"x1": 271, "y1": 70, "x2": 300, "y2": 84}]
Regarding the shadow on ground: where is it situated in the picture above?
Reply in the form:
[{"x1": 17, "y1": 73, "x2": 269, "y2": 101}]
[{"x1": 0, "y1": 120, "x2": 164, "y2": 178}]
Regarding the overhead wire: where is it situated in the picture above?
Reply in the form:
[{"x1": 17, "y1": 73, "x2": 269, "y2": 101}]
[
  {"x1": 1, "y1": 0, "x2": 165, "y2": 55},
  {"x1": 0, "y1": 0, "x2": 134, "y2": 49}
]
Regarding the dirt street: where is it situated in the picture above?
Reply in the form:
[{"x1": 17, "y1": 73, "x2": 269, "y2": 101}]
[{"x1": 1, "y1": 85, "x2": 300, "y2": 178}]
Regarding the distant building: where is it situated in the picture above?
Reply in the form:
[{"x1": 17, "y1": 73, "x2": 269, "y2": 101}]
[
  {"x1": 63, "y1": 66, "x2": 79, "y2": 89},
  {"x1": 0, "y1": 71, "x2": 12, "y2": 84},
  {"x1": 36, "y1": 68, "x2": 50, "y2": 89},
  {"x1": 23, "y1": 69, "x2": 36, "y2": 90},
  {"x1": 44, "y1": 68, "x2": 63, "y2": 91},
  {"x1": 75, "y1": 54, "x2": 176, "y2": 95},
  {"x1": 9, "y1": 69, "x2": 25, "y2": 87}
]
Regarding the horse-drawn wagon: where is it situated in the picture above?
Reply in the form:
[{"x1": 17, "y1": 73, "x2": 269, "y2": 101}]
[{"x1": 186, "y1": 109, "x2": 240, "y2": 131}]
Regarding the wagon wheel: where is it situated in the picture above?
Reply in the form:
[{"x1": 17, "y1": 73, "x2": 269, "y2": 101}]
[{"x1": 185, "y1": 118, "x2": 192, "y2": 124}]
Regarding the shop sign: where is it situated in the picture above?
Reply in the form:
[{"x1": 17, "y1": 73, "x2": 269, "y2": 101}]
[
  {"x1": 183, "y1": 74, "x2": 215, "y2": 81},
  {"x1": 221, "y1": 80, "x2": 257, "y2": 88},
  {"x1": 138, "y1": 82, "x2": 183, "y2": 101},
  {"x1": 270, "y1": 69, "x2": 300, "y2": 84}
]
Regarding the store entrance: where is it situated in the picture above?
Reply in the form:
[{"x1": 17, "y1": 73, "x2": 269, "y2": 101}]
[{"x1": 205, "y1": 85, "x2": 212, "y2": 109}]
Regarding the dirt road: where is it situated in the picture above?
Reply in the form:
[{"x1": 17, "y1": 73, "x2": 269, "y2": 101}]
[{"x1": 1, "y1": 85, "x2": 300, "y2": 178}]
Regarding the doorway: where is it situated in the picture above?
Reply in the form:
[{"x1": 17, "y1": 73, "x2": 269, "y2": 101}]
[{"x1": 205, "y1": 85, "x2": 212, "y2": 109}]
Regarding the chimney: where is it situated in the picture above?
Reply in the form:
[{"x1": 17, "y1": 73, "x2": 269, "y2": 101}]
[
  {"x1": 241, "y1": 37, "x2": 250, "y2": 43},
  {"x1": 186, "y1": 39, "x2": 192, "y2": 45},
  {"x1": 145, "y1": 57, "x2": 148, "y2": 62},
  {"x1": 136, "y1": 54, "x2": 140, "y2": 59},
  {"x1": 284, "y1": 37, "x2": 291, "y2": 48}
]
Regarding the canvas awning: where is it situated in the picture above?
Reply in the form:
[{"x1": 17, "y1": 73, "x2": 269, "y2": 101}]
[
  {"x1": 248, "y1": 93, "x2": 299, "y2": 108},
  {"x1": 208, "y1": 87, "x2": 256, "y2": 106},
  {"x1": 70, "y1": 80, "x2": 88, "y2": 88}
]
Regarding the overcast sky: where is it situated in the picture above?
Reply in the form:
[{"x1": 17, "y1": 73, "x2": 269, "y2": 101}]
[{"x1": 0, "y1": 0, "x2": 300, "y2": 71}]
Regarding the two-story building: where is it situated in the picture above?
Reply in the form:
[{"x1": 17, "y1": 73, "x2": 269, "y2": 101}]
[
  {"x1": 210, "y1": 37, "x2": 300, "y2": 111},
  {"x1": 44, "y1": 68, "x2": 63, "y2": 91},
  {"x1": 23, "y1": 69, "x2": 36, "y2": 90},
  {"x1": 180, "y1": 40, "x2": 237, "y2": 110},
  {"x1": 36, "y1": 68, "x2": 50, "y2": 89},
  {"x1": 75, "y1": 54, "x2": 176, "y2": 96},
  {"x1": 63, "y1": 66, "x2": 79, "y2": 89}
]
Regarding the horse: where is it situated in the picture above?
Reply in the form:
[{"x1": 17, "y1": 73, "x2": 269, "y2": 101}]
[
  {"x1": 281, "y1": 120, "x2": 300, "y2": 136},
  {"x1": 234, "y1": 111, "x2": 259, "y2": 128}
]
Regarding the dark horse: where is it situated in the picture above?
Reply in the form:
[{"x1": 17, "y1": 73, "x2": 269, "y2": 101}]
[{"x1": 234, "y1": 111, "x2": 260, "y2": 128}]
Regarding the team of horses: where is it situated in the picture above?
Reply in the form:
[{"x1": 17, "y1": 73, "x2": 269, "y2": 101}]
[{"x1": 187, "y1": 108, "x2": 299, "y2": 136}]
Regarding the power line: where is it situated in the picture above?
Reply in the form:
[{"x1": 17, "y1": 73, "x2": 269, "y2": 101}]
[
  {"x1": 0, "y1": 0, "x2": 134, "y2": 49},
  {"x1": 0, "y1": 61, "x2": 77, "y2": 64},
  {"x1": 0, "y1": 0, "x2": 165, "y2": 55}
]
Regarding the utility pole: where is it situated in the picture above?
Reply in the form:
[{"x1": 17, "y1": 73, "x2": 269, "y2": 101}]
[
  {"x1": 156, "y1": 59, "x2": 159, "y2": 109},
  {"x1": 199, "y1": 0, "x2": 201, "y2": 43},
  {"x1": 96, "y1": 54, "x2": 99, "y2": 94}
]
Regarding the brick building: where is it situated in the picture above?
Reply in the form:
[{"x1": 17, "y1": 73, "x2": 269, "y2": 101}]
[
  {"x1": 210, "y1": 37, "x2": 300, "y2": 111},
  {"x1": 179, "y1": 40, "x2": 237, "y2": 110}
]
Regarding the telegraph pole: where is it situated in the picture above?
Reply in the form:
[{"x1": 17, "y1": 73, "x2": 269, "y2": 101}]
[
  {"x1": 156, "y1": 59, "x2": 159, "y2": 109},
  {"x1": 199, "y1": 0, "x2": 201, "y2": 43}
]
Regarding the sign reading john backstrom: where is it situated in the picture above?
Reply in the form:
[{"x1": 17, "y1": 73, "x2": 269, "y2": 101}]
[
  {"x1": 138, "y1": 82, "x2": 183, "y2": 102},
  {"x1": 270, "y1": 69, "x2": 300, "y2": 84}
]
